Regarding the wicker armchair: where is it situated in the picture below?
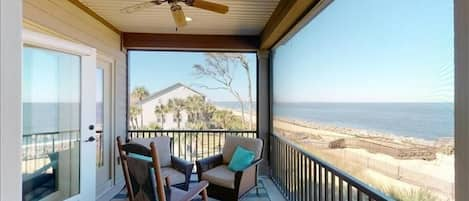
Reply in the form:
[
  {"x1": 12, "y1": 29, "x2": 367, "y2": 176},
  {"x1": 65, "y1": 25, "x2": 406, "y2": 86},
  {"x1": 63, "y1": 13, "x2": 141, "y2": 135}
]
[
  {"x1": 196, "y1": 136, "x2": 263, "y2": 201},
  {"x1": 129, "y1": 136, "x2": 193, "y2": 190}
]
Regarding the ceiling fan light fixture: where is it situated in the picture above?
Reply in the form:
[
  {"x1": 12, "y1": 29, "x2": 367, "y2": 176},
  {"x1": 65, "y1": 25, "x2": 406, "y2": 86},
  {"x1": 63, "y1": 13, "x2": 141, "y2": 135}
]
[
  {"x1": 185, "y1": 16, "x2": 193, "y2": 22},
  {"x1": 170, "y1": 4, "x2": 187, "y2": 28}
]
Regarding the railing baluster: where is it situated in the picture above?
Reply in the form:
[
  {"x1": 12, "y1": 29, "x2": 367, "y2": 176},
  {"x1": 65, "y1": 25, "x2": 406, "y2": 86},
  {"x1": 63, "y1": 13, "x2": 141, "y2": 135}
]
[
  {"x1": 288, "y1": 143, "x2": 290, "y2": 198},
  {"x1": 319, "y1": 165, "x2": 322, "y2": 201},
  {"x1": 339, "y1": 178, "x2": 343, "y2": 201},
  {"x1": 332, "y1": 173, "x2": 336, "y2": 201},
  {"x1": 314, "y1": 161, "x2": 317, "y2": 201},
  {"x1": 308, "y1": 159, "x2": 312, "y2": 201},
  {"x1": 300, "y1": 154, "x2": 303, "y2": 201},
  {"x1": 325, "y1": 169, "x2": 329, "y2": 201},
  {"x1": 293, "y1": 150, "x2": 300, "y2": 200},
  {"x1": 347, "y1": 183, "x2": 352, "y2": 201},
  {"x1": 195, "y1": 133, "x2": 198, "y2": 162}
]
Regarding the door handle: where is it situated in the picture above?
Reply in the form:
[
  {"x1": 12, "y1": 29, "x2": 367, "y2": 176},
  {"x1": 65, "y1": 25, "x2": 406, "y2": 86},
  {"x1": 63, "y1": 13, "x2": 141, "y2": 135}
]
[{"x1": 85, "y1": 136, "x2": 96, "y2": 142}]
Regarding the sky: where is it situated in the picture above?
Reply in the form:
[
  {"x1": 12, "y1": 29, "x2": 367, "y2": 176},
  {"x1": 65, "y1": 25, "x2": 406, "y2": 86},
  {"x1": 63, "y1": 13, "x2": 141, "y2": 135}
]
[
  {"x1": 273, "y1": 0, "x2": 454, "y2": 103},
  {"x1": 23, "y1": 47, "x2": 81, "y2": 103},
  {"x1": 129, "y1": 51, "x2": 257, "y2": 102}
]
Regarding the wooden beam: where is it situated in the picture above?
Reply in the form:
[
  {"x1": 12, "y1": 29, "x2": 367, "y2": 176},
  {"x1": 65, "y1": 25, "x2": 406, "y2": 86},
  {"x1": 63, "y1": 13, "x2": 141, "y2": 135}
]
[
  {"x1": 123, "y1": 33, "x2": 259, "y2": 51},
  {"x1": 260, "y1": 0, "x2": 322, "y2": 50},
  {"x1": 68, "y1": 0, "x2": 121, "y2": 34}
]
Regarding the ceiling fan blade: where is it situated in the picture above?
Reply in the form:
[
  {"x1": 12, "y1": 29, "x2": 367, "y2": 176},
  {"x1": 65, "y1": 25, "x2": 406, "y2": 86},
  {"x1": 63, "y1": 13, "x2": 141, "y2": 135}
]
[
  {"x1": 188, "y1": 0, "x2": 229, "y2": 14},
  {"x1": 120, "y1": 1, "x2": 160, "y2": 14},
  {"x1": 170, "y1": 4, "x2": 187, "y2": 28}
]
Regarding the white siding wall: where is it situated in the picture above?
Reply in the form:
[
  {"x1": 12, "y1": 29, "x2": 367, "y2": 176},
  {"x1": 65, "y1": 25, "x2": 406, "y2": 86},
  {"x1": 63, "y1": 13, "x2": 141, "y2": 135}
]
[
  {"x1": 140, "y1": 86, "x2": 200, "y2": 129},
  {"x1": 23, "y1": 0, "x2": 127, "y2": 185},
  {"x1": 0, "y1": 0, "x2": 23, "y2": 200}
]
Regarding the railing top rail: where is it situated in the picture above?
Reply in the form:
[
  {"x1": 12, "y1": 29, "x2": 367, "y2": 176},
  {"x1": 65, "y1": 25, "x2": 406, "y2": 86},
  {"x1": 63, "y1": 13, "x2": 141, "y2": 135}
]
[
  {"x1": 23, "y1": 129, "x2": 80, "y2": 137},
  {"x1": 272, "y1": 132, "x2": 394, "y2": 201},
  {"x1": 128, "y1": 129, "x2": 257, "y2": 133}
]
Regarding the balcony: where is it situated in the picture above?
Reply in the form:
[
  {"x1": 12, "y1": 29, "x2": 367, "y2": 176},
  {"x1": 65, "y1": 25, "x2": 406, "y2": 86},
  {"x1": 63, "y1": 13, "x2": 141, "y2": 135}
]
[
  {"x1": 1, "y1": 0, "x2": 461, "y2": 201},
  {"x1": 117, "y1": 130, "x2": 392, "y2": 201}
]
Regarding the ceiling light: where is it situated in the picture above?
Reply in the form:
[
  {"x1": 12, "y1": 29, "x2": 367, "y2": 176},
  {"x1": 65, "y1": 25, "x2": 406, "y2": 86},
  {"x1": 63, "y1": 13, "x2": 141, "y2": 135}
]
[{"x1": 185, "y1": 17, "x2": 193, "y2": 22}]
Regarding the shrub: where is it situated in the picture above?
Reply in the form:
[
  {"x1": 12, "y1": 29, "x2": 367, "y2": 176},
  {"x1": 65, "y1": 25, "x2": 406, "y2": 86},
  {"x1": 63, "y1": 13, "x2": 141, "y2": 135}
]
[{"x1": 383, "y1": 186, "x2": 439, "y2": 201}]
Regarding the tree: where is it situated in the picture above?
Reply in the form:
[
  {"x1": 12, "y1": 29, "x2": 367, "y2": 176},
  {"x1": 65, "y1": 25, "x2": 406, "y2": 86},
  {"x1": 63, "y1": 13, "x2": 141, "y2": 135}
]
[
  {"x1": 184, "y1": 95, "x2": 205, "y2": 123},
  {"x1": 131, "y1": 87, "x2": 149, "y2": 128},
  {"x1": 231, "y1": 54, "x2": 254, "y2": 130},
  {"x1": 129, "y1": 105, "x2": 141, "y2": 129},
  {"x1": 193, "y1": 53, "x2": 248, "y2": 128},
  {"x1": 154, "y1": 104, "x2": 169, "y2": 129},
  {"x1": 167, "y1": 98, "x2": 185, "y2": 129},
  {"x1": 212, "y1": 110, "x2": 245, "y2": 130}
]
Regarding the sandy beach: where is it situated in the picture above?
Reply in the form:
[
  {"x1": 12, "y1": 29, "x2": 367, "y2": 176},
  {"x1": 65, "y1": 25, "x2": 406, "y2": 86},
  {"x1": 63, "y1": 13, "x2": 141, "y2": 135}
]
[
  {"x1": 216, "y1": 104, "x2": 455, "y2": 200},
  {"x1": 272, "y1": 118, "x2": 455, "y2": 200}
]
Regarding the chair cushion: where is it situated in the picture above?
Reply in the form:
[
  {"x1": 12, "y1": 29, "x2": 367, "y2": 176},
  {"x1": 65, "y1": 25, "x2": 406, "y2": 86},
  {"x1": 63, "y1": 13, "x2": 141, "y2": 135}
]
[
  {"x1": 228, "y1": 146, "x2": 255, "y2": 171},
  {"x1": 201, "y1": 165, "x2": 235, "y2": 189},
  {"x1": 131, "y1": 136, "x2": 172, "y2": 167},
  {"x1": 128, "y1": 153, "x2": 152, "y2": 162},
  {"x1": 161, "y1": 167, "x2": 186, "y2": 185},
  {"x1": 222, "y1": 136, "x2": 263, "y2": 164}
]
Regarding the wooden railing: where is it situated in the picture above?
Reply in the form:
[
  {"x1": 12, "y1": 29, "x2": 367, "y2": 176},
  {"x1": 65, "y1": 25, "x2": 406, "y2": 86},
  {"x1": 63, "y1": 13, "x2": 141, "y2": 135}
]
[
  {"x1": 127, "y1": 130, "x2": 257, "y2": 164},
  {"x1": 270, "y1": 133, "x2": 394, "y2": 201}
]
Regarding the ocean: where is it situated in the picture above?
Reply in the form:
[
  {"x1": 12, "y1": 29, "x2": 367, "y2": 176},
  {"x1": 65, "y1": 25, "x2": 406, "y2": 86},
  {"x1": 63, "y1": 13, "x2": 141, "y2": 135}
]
[
  {"x1": 25, "y1": 102, "x2": 454, "y2": 140},
  {"x1": 215, "y1": 102, "x2": 454, "y2": 140},
  {"x1": 23, "y1": 102, "x2": 102, "y2": 135}
]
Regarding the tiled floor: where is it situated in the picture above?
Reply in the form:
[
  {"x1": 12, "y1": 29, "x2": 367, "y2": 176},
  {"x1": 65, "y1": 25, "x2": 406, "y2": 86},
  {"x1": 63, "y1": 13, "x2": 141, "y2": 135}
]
[{"x1": 109, "y1": 176, "x2": 286, "y2": 201}]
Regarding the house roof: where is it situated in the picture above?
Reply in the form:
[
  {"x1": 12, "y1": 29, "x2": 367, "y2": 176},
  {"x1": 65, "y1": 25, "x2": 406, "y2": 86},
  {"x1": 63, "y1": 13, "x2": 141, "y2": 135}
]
[{"x1": 138, "y1": 82, "x2": 205, "y2": 104}]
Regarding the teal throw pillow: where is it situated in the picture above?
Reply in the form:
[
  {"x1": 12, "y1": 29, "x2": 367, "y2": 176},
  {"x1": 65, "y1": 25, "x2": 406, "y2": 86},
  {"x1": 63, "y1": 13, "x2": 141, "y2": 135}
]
[{"x1": 228, "y1": 145, "x2": 255, "y2": 172}]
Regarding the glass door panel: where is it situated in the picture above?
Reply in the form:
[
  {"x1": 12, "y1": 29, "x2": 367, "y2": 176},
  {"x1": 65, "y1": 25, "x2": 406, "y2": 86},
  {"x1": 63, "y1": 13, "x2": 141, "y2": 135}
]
[
  {"x1": 22, "y1": 46, "x2": 81, "y2": 201},
  {"x1": 95, "y1": 60, "x2": 112, "y2": 197},
  {"x1": 96, "y1": 68, "x2": 104, "y2": 168}
]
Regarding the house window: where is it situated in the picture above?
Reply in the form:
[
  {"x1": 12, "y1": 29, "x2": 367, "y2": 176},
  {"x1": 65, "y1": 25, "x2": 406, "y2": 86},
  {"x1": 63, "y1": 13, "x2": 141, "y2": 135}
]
[{"x1": 272, "y1": 1, "x2": 454, "y2": 200}]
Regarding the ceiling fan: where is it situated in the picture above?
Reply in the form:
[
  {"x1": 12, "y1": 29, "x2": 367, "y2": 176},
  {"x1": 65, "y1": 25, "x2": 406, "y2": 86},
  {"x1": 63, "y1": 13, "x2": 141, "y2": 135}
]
[{"x1": 121, "y1": 0, "x2": 229, "y2": 28}]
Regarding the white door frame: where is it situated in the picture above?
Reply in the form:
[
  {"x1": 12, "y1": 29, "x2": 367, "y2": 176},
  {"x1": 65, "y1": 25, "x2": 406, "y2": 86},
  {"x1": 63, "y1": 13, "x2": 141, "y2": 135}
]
[
  {"x1": 0, "y1": 0, "x2": 22, "y2": 200},
  {"x1": 96, "y1": 53, "x2": 116, "y2": 198},
  {"x1": 22, "y1": 29, "x2": 97, "y2": 201}
]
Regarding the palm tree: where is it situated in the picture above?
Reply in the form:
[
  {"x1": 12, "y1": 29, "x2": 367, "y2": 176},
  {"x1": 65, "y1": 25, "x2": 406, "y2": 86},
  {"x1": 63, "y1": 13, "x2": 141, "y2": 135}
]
[
  {"x1": 154, "y1": 104, "x2": 169, "y2": 129},
  {"x1": 167, "y1": 98, "x2": 186, "y2": 129},
  {"x1": 129, "y1": 105, "x2": 141, "y2": 129},
  {"x1": 213, "y1": 110, "x2": 232, "y2": 129},
  {"x1": 131, "y1": 87, "x2": 149, "y2": 128},
  {"x1": 185, "y1": 95, "x2": 204, "y2": 123}
]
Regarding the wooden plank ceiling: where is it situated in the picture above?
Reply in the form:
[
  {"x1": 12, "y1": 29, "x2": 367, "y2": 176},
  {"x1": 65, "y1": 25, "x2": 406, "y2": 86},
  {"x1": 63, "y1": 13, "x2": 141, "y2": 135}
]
[{"x1": 78, "y1": 0, "x2": 280, "y2": 35}]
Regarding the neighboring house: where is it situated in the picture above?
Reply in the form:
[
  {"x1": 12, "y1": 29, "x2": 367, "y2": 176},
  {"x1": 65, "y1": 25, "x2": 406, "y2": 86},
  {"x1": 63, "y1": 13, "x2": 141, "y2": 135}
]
[{"x1": 137, "y1": 83, "x2": 205, "y2": 129}]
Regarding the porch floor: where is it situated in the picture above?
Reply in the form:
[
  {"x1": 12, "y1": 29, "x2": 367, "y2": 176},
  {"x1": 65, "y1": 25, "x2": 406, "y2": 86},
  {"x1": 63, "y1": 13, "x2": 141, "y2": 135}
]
[{"x1": 106, "y1": 176, "x2": 286, "y2": 201}]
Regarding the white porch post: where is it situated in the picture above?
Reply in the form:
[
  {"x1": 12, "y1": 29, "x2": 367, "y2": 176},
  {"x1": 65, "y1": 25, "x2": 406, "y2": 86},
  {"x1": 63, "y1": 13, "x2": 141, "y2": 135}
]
[
  {"x1": 455, "y1": 0, "x2": 469, "y2": 200},
  {"x1": 0, "y1": 0, "x2": 23, "y2": 200}
]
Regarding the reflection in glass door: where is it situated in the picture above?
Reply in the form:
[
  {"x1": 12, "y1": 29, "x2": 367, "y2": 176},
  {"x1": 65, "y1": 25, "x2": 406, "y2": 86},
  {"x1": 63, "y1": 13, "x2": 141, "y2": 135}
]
[{"x1": 22, "y1": 46, "x2": 81, "y2": 201}]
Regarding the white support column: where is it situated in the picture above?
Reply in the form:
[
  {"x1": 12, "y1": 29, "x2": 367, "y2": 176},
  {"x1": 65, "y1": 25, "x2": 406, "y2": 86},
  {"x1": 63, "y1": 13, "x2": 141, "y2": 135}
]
[
  {"x1": 0, "y1": 0, "x2": 23, "y2": 200},
  {"x1": 455, "y1": 0, "x2": 469, "y2": 201},
  {"x1": 257, "y1": 50, "x2": 271, "y2": 175}
]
